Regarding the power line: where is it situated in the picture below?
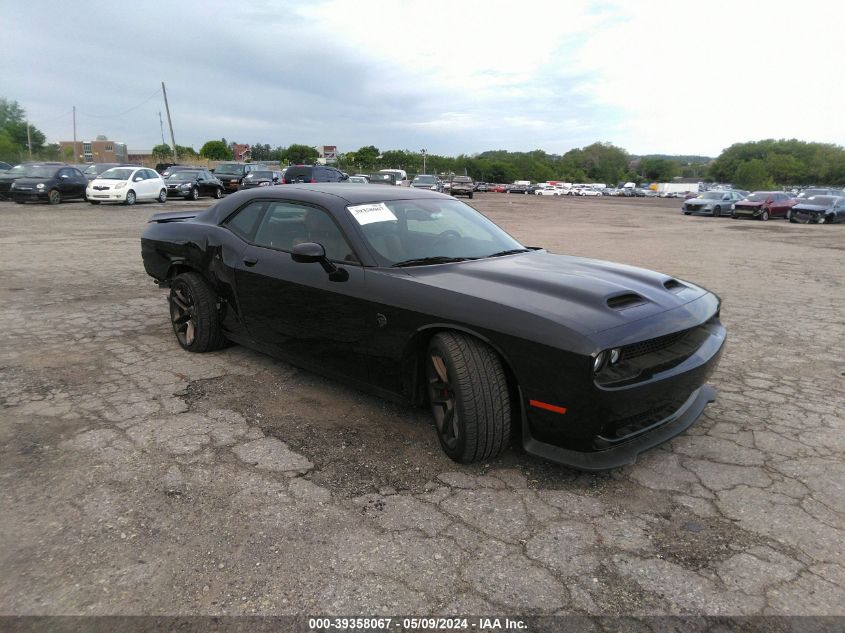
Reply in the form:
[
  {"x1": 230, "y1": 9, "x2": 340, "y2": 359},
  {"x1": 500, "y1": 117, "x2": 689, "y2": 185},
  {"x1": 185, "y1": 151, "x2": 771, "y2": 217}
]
[{"x1": 78, "y1": 87, "x2": 162, "y2": 119}]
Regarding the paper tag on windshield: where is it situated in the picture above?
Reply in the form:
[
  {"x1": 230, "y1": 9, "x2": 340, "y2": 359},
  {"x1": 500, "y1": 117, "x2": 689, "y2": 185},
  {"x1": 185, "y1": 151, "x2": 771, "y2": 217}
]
[{"x1": 347, "y1": 203, "x2": 397, "y2": 225}]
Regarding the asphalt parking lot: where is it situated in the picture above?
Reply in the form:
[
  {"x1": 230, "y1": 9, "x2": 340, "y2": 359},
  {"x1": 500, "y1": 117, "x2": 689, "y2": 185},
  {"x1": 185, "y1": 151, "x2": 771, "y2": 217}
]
[{"x1": 1, "y1": 193, "x2": 843, "y2": 619}]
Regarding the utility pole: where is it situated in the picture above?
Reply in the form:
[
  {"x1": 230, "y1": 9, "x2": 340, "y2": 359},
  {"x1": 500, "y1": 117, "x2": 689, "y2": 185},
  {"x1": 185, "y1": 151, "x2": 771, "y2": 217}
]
[
  {"x1": 421, "y1": 148, "x2": 427, "y2": 174},
  {"x1": 161, "y1": 82, "x2": 178, "y2": 162},
  {"x1": 158, "y1": 111, "x2": 166, "y2": 146},
  {"x1": 26, "y1": 122, "x2": 32, "y2": 159},
  {"x1": 73, "y1": 105, "x2": 78, "y2": 162}
]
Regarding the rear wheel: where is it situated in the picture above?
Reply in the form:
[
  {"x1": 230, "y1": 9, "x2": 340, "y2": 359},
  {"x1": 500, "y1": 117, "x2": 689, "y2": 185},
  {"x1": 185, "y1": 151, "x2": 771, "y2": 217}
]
[
  {"x1": 168, "y1": 272, "x2": 227, "y2": 353},
  {"x1": 48, "y1": 189, "x2": 61, "y2": 205},
  {"x1": 158, "y1": 189, "x2": 167, "y2": 203},
  {"x1": 125, "y1": 190, "x2": 136, "y2": 206},
  {"x1": 426, "y1": 332, "x2": 511, "y2": 463}
]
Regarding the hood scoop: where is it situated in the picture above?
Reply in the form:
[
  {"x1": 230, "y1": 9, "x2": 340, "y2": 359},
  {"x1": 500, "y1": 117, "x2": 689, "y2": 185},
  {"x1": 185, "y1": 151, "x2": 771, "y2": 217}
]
[
  {"x1": 663, "y1": 278, "x2": 687, "y2": 293},
  {"x1": 607, "y1": 293, "x2": 647, "y2": 310}
]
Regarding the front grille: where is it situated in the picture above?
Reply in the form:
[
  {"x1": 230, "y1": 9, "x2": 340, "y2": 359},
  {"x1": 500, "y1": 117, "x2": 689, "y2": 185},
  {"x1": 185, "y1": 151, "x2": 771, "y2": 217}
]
[
  {"x1": 686, "y1": 204, "x2": 701, "y2": 211},
  {"x1": 598, "y1": 402, "x2": 680, "y2": 443},
  {"x1": 620, "y1": 327, "x2": 692, "y2": 361}
]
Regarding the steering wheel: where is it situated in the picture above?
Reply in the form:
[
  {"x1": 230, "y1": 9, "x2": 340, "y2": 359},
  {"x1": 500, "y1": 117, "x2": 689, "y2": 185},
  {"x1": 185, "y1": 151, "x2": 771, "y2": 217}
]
[{"x1": 433, "y1": 230, "x2": 461, "y2": 247}]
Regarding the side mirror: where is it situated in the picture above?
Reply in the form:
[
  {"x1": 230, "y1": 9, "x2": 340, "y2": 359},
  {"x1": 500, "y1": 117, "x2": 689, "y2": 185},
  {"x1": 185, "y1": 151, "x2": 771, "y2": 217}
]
[
  {"x1": 134, "y1": 177, "x2": 143, "y2": 182},
  {"x1": 291, "y1": 242, "x2": 348, "y2": 281},
  {"x1": 198, "y1": 177, "x2": 205, "y2": 182},
  {"x1": 61, "y1": 174, "x2": 68, "y2": 179}
]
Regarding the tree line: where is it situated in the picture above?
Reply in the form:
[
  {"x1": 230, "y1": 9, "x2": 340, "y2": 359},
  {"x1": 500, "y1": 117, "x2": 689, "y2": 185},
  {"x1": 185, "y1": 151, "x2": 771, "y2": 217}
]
[{"x1": 3, "y1": 96, "x2": 845, "y2": 190}]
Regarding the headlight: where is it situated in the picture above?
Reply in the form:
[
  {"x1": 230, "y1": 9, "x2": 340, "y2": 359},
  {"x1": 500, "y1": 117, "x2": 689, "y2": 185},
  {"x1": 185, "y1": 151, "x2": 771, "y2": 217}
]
[
  {"x1": 36, "y1": 183, "x2": 45, "y2": 190},
  {"x1": 9, "y1": 183, "x2": 16, "y2": 189},
  {"x1": 593, "y1": 351, "x2": 606, "y2": 373},
  {"x1": 180, "y1": 183, "x2": 191, "y2": 188},
  {"x1": 430, "y1": 185, "x2": 437, "y2": 190},
  {"x1": 610, "y1": 348, "x2": 621, "y2": 364},
  {"x1": 115, "y1": 182, "x2": 127, "y2": 190},
  {"x1": 259, "y1": 181, "x2": 270, "y2": 186}
]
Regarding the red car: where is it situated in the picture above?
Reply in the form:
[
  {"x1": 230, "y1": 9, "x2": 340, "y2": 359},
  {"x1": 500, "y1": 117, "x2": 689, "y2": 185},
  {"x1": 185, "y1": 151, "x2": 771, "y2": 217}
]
[
  {"x1": 490, "y1": 184, "x2": 507, "y2": 193},
  {"x1": 732, "y1": 191, "x2": 796, "y2": 220}
]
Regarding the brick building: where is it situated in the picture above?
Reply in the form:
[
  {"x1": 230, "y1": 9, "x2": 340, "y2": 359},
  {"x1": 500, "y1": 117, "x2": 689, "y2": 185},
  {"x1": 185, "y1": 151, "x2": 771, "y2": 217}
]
[
  {"x1": 230, "y1": 143, "x2": 251, "y2": 161},
  {"x1": 59, "y1": 138, "x2": 128, "y2": 163}
]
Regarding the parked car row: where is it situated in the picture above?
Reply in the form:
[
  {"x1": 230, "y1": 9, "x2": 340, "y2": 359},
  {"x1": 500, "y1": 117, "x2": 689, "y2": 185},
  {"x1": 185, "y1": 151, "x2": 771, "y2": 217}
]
[{"x1": 682, "y1": 188, "x2": 845, "y2": 224}]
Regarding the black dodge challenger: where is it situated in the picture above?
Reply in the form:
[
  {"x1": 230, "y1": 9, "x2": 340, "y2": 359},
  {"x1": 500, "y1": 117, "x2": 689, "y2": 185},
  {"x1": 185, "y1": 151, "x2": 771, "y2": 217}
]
[{"x1": 141, "y1": 185, "x2": 726, "y2": 470}]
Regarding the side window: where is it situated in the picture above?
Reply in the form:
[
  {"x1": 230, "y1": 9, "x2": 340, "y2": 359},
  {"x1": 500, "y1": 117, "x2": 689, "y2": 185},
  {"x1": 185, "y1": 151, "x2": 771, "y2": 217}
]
[
  {"x1": 58, "y1": 169, "x2": 71, "y2": 178},
  {"x1": 145, "y1": 169, "x2": 158, "y2": 180},
  {"x1": 253, "y1": 202, "x2": 357, "y2": 262},
  {"x1": 133, "y1": 170, "x2": 146, "y2": 181},
  {"x1": 224, "y1": 201, "x2": 267, "y2": 241}
]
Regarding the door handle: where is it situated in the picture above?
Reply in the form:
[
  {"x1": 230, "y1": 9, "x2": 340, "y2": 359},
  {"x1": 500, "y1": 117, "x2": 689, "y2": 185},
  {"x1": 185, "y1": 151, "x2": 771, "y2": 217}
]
[{"x1": 243, "y1": 257, "x2": 258, "y2": 267}]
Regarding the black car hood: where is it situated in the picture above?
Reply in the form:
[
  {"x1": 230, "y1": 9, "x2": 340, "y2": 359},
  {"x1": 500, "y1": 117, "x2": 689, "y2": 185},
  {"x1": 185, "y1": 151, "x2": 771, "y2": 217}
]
[{"x1": 401, "y1": 250, "x2": 708, "y2": 337}]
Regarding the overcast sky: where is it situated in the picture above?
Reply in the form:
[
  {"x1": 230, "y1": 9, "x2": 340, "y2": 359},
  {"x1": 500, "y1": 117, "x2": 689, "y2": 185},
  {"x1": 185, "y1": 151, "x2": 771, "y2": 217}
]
[{"x1": 4, "y1": 0, "x2": 843, "y2": 158}]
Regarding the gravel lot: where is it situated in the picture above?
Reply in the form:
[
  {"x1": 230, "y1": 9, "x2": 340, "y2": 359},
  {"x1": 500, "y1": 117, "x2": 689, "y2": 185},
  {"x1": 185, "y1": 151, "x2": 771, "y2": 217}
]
[{"x1": 1, "y1": 192, "x2": 843, "y2": 619}]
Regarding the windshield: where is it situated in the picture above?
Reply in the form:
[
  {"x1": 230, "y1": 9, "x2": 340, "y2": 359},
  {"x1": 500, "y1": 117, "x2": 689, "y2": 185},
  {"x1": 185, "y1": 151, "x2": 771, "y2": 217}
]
[
  {"x1": 167, "y1": 171, "x2": 199, "y2": 180},
  {"x1": 452, "y1": 177, "x2": 472, "y2": 183},
  {"x1": 350, "y1": 198, "x2": 525, "y2": 266},
  {"x1": 413, "y1": 175, "x2": 436, "y2": 184},
  {"x1": 746, "y1": 193, "x2": 770, "y2": 202},
  {"x1": 797, "y1": 196, "x2": 835, "y2": 206},
  {"x1": 83, "y1": 164, "x2": 115, "y2": 175},
  {"x1": 24, "y1": 166, "x2": 60, "y2": 178},
  {"x1": 214, "y1": 164, "x2": 242, "y2": 175},
  {"x1": 797, "y1": 189, "x2": 832, "y2": 198},
  {"x1": 99, "y1": 168, "x2": 135, "y2": 180}
]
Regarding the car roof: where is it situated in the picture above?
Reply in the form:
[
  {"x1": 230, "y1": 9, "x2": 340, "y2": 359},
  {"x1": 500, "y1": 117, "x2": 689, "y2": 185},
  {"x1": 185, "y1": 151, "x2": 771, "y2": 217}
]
[{"x1": 200, "y1": 183, "x2": 449, "y2": 224}]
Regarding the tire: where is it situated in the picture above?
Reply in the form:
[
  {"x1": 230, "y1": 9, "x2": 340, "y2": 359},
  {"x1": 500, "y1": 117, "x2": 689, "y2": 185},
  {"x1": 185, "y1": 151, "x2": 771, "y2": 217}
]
[
  {"x1": 468, "y1": 192, "x2": 473, "y2": 199},
  {"x1": 713, "y1": 206, "x2": 721, "y2": 217},
  {"x1": 786, "y1": 209, "x2": 792, "y2": 221},
  {"x1": 761, "y1": 210, "x2": 769, "y2": 221},
  {"x1": 190, "y1": 187, "x2": 199, "y2": 201},
  {"x1": 168, "y1": 272, "x2": 227, "y2": 353},
  {"x1": 684, "y1": 212, "x2": 691, "y2": 215},
  {"x1": 426, "y1": 332, "x2": 511, "y2": 463},
  {"x1": 158, "y1": 189, "x2": 167, "y2": 203},
  {"x1": 125, "y1": 190, "x2": 136, "y2": 206},
  {"x1": 214, "y1": 187, "x2": 223, "y2": 199},
  {"x1": 89, "y1": 201, "x2": 101, "y2": 205},
  {"x1": 48, "y1": 189, "x2": 61, "y2": 205},
  {"x1": 789, "y1": 218, "x2": 798, "y2": 224}
]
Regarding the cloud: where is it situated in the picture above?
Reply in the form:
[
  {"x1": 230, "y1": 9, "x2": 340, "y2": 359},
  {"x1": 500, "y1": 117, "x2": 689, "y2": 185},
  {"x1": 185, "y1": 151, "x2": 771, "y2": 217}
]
[{"x1": 3, "y1": 0, "x2": 844, "y2": 157}]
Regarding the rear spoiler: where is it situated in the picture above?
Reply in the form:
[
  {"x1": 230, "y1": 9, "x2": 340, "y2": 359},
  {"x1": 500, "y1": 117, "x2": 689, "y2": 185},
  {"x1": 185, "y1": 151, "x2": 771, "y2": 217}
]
[{"x1": 147, "y1": 211, "x2": 199, "y2": 223}]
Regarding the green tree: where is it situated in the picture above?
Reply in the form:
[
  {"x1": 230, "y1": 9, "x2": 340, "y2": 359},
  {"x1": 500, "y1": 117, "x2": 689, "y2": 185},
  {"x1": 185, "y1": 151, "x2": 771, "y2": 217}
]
[
  {"x1": 0, "y1": 129, "x2": 17, "y2": 162},
  {"x1": 199, "y1": 140, "x2": 232, "y2": 160},
  {"x1": 281, "y1": 143, "x2": 319, "y2": 165},
  {"x1": 176, "y1": 145, "x2": 197, "y2": 158},
  {"x1": 0, "y1": 98, "x2": 46, "y2": 154},
  {"x1": 733, "y1": 159, "x2": 775, "y2": 190},
  {"x1": 638, "y1": 157, "x2": 679, "y2": 181},
  {"x1": 352, "y1": 145, "x2": 380, "y2": 169},
  {"x1": 152, "y1": 143, "x2": 172, "y2": 160}
]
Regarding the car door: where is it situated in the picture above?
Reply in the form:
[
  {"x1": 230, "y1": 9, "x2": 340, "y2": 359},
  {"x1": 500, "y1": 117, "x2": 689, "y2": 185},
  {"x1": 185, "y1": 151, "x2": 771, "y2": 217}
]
[
  {"x1": 231, "y1": 199, "x2": 371, "y2": 381},
  {"x1": 67, "y1": 168, "x2": 88, "y2": 198},
  {"x1": 56, "y1": 168, "x2": 78, "y2": 198}
]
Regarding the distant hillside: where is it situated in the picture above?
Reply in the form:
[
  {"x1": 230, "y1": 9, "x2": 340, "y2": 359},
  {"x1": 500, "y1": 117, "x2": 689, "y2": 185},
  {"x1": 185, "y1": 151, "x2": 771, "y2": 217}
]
[{"x1": 634, "y1": 154, "x2": 713, "y2": 164}]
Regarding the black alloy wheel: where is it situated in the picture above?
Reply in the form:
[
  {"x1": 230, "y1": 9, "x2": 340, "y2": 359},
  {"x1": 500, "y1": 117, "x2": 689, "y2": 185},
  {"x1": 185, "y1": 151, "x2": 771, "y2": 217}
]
[
  {"x1": 190, "y1": 187, "x2": 199, "y2": 201},
  {"x1": 426, "y1": 332, "x2": 511, "y2": 463},
  {"x1": 48, "y1": 189, "x2": 61, "y2": 205},
  {"x1": 214, "y1": 187, "x2": 223, "y2": 199},
  {"x1": 713, "y1": 206, "x2": 721, "y2": 217},
  {"x1": 168, "y1": 272, "x2": 227, "y2": 353}
]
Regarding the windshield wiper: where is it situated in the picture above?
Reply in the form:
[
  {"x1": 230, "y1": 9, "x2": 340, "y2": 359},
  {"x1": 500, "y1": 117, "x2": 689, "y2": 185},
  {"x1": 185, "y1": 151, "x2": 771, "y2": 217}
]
[
  {"x1": 392, "y1": 256, "x2": 473, "y2": 268},
  {"x1": 485, "y1": 248, "x2": 531, "y2": 258}
]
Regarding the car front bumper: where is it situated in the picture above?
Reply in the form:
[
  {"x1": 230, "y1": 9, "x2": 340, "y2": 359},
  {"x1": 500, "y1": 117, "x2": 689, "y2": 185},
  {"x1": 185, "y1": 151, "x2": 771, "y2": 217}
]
[
  {"x1": 520, "y1": 305, "x2": 726, "y2": 470},
  {"x1": 9, "y1": 190, "x2": 49, "y2": 202},
  {"x1": 87, "y1": 188, "x2": 129, "y2": 202}
]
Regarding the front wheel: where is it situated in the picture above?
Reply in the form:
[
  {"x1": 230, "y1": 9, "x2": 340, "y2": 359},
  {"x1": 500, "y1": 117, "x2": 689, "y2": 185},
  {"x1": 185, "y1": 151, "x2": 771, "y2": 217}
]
[
  {"x1": 48, "y1": 189, "x2": 61, "y2": 205},
  {"x1": 89, "y1": 201, "x2": 101, "y2": 205},
  {"x1": 214, "y1": 187, "x2": 223, "y2": 199},
  {"x1": 158, "y1": 189, "x2": 167, "y2": 203},
  {"x1": 190, "y1": 187, "x2": 199, "y2": 201},
  {"x1": 761, "y1": 210, "x2": 769, "y2": 221},
  {"x1": 713, "y1": 206, "x2": 721, "y2": 217},
  {"x1": 468, "y1": 192, "x2": 473, "y2": 199},
  {"x1": 124, "y1": 190, "x2": 136, "y2": 206},
  {"x1": 168, "y1": 272, "x2": 227, "y2": 353},
  {"x1": 426, "y1": 332, "x2": 511, "y2": 463}
]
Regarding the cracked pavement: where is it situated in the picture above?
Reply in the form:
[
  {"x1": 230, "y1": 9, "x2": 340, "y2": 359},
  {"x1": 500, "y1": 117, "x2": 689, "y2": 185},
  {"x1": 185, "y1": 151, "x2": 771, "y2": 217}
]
[{"x1": 0, "y1": 195, "x2": 843, "y2": 616}]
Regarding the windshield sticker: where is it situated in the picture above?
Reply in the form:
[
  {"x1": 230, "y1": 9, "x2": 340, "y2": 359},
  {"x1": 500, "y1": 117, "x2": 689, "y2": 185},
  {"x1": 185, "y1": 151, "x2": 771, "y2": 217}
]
[{"x1": 347, "y1": 203, "x2": 397, "y2": 225}]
